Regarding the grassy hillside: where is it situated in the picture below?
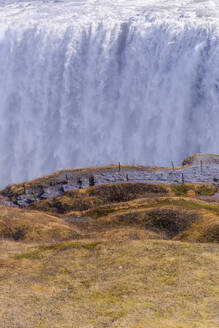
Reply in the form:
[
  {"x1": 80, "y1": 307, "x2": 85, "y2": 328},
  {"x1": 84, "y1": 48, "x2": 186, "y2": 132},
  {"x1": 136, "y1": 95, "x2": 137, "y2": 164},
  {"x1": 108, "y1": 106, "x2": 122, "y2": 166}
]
[
  {"x1": 0, "y1": 182, "x2": 218, "y2": 243},
  {"x1": 0, "y1": 180, "x2": 219, "y2": 327},
  {"x1": 0, "y1": 205, "x2": 81, "y2": 242}
]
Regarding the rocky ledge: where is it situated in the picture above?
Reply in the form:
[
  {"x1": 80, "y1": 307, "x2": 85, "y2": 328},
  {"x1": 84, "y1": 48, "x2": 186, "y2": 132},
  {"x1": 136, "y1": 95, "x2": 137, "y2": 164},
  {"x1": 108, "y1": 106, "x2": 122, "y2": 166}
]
[{"x1": 1, "y1": 153, "x2": 219, "y2": 207}]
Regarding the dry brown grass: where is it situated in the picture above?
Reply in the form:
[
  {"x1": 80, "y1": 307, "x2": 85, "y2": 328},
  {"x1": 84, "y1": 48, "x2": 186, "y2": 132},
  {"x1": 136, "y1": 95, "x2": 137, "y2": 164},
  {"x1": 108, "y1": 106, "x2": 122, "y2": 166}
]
[
  {"x1": 0, "y1": 177, "x2": 219, "y2": 327},
  {"x1": 29, "y1": 182, "x2": 217, "y2": 216},
  {"x1": 18, "y1": 182, "x2": 217, "y2": 244},
  {"x1": 90, "y1": 203, "x2": 219, "y2": 243},
  {"x1": 0, "y1": 239, "x2": 219, "y2": 328},
  {"x1": 73, "y1": 195, "x2": 219, "y2": 243},
  {"x1": 0, "y1": 205, "x2": 80, "y2": 242},
  {"x1": 0, "y1": 182, "x2": 219, "y2": 244},
  {"x1": 30, "y1": 182, "x2": 169, "y2": 214}
]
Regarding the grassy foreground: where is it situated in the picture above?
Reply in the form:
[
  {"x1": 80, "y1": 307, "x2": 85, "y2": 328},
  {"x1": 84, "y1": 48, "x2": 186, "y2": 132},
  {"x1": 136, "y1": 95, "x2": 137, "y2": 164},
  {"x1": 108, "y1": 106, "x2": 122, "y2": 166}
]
[
  {"x1": 0, "y1": 239, "x2": 219, "y2": 328},
  {"x1": 0, "y1": 181, "x2": 219, "y2": 327}
]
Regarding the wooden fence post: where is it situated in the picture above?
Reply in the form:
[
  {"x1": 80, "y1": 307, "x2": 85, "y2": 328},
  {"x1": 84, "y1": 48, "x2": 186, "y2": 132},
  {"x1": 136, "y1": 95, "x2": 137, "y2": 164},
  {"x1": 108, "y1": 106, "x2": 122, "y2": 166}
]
[{"x1": 171, "y1": 161, "x2": 174, "y2": 170}]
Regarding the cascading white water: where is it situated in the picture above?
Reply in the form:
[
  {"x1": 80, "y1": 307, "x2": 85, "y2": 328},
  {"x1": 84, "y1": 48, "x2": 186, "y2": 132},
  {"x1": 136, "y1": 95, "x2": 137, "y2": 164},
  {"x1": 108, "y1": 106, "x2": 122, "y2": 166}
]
[{"x1": 0, "y1": 0, "x2": 219, "y2": 187}]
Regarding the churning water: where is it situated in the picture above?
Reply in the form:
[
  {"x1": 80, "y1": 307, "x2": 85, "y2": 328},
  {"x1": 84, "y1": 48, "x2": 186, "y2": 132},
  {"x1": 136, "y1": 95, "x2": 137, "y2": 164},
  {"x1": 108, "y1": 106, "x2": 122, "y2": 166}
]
[{"x1": 0, "y1": 0, "x2": 219, "y2": 187}]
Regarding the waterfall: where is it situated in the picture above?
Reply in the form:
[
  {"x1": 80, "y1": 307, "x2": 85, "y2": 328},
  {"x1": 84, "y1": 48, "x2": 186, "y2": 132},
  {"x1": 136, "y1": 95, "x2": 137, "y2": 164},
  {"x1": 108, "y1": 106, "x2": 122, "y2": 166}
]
[{"x1": 0, "y1": 0, "x2": 219, "y2": 187}]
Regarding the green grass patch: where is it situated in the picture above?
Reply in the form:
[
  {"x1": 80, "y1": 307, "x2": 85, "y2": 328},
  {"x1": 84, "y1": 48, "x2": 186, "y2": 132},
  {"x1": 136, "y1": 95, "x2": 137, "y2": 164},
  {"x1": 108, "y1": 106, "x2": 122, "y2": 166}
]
[
  {"x1": 37, "y1": 241, "x2": 101, "y2": 251},
  {"x1": 14, "y1": 250, "x2": 42, "y2": 260},
  {"x1": 14, "y1": 241, "x2": 101, "y2": 260},
  {"x1": 170, "y1": 183, "x2": 217, "y2": 196}
]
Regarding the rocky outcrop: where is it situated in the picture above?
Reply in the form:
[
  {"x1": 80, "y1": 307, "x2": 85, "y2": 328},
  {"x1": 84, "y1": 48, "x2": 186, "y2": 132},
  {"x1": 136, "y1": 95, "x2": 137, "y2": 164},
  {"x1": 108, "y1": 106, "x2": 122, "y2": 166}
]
[{"x1": 0, "y1": 153, "x2": 218, "y2": 208}]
